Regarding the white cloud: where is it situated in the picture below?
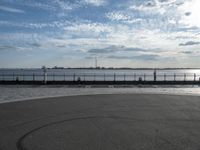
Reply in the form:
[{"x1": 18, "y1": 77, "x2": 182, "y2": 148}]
[
  {"x1": 130, "y1": 4, "x2": 167, "y2": 15},
  {"x1": 64, "y1": 22, "x2": 112, "y2": 38},
  {"x1": 126, "y1": 18, "x2": 143, "y2": 24},
  {"x1": 156, "y1": 0, "x2": 177, "y2": 6},
  {"x1": 129, "y1": 1, "x2": 160, "y2": 12},
  {"x1": 1, "y1": 0, "x2": 200, "y2": 67},
  {"x1": 0, "y1": 6, "x2": 25, "y2": 13},
  {"x1": 0, "y1": 20, "x2": 71, "y2": 29},
  {"x1": 54, "y1": 0, "x2": 74, "y2": 10},
  {"x1": 178, "y1": 0, "x2": 200, "y2": 27},
  {"x1": 83, "y1": 0, "x2": 107, "y2": 6},
  {"x1": 106, "y1": 11, "x2": 143, "y2": 24},
  {"x1": 129, "y1": 0, "x2": 181, "y2": 15},
  {"x1": 106, "y1": 11, "x2": 130, "y2": 21},
  {"x1": 62, "y1": 20, "x2": 199, "y2": 53},
  {"x1": 20, "y1": 2, "x2": 55, "y2": 11},
  {"x1": 1, "y1": 20, "x2": 199, "y2": 56}
]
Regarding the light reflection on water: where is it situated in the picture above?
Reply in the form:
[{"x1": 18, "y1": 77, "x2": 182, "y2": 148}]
[{"x1": 186, "y1": 69, "x2": 200, "y2": 74}]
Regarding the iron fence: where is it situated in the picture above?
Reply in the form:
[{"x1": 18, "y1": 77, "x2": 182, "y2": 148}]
[{"x1": 0, "y1": 73, "x2": 200, "y2": 82}]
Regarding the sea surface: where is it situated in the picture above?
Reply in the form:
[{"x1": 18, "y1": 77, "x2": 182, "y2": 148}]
[{"x1": 0, "y1": 68, "x2": 200, "y2": 81}]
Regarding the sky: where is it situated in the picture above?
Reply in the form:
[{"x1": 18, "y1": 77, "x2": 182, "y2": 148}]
[{"x1": 0, "y1": 0, "x2": 200, "y2": 68}]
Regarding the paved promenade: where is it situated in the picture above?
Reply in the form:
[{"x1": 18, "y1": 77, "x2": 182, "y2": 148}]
[{"x1": 1, "y1": 94, "x2": 200, "y2": 150}]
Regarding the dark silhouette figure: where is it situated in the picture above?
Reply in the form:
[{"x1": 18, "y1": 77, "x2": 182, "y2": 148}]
[{"x1": 153, "y1": 69, "x2": 157, "y2": 81}]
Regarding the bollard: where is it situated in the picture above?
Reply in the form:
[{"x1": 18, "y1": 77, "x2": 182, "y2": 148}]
[{"x1": 194, "y1": 73, "x2": 196, "y2": 81}]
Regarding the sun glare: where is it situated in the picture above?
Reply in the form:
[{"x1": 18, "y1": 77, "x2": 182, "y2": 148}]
[{"x1": 179, "y1": 0, "x2": 200, "y2": 27}]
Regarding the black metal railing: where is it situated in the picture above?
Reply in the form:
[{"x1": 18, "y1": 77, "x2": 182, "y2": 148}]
[{"x1": 0, "y1": 73, "x2": 200, "y2": 83}]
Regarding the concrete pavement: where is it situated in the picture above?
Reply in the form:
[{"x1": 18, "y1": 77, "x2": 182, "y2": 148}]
[{"x1": 1, "y1": 94, "x2": 200, "y2": 150}]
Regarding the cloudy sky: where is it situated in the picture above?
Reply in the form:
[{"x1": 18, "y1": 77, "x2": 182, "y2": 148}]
[{"x1": 0, "y1": 0, "x2": 200, "y2": 68}]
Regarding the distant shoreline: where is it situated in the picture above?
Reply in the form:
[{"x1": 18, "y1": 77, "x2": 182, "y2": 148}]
[{"x1": 1, "y1": 67, "x2": 200, "y2": 70}]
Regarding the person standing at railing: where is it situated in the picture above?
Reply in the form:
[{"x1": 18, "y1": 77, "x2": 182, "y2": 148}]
[{"x1": 153, "y1": 69, "x2": 157, "y2": 81}]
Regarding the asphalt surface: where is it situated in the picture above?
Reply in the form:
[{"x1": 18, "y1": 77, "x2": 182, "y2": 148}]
[{"x1": 1, "y1": 94, "x2": 200, "y2": 150}]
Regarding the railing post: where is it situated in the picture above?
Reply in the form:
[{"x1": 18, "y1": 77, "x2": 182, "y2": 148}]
[
  {"x1": 44, "y1": 72, "x2": 47, "y2": 84},
  {"x1": 184, "y1": 74, "x2": 186, "y2": 81},
  {"x1": 73, "y1": 73, "x2": 75, "y2": 81},
  {"x1": 13, "y1": 72, "x2": 15, "y2": 81},
  {"x1": 164, "y1": 74, "x2": 166, "y2": 81},
  {"x1": 114, "y1": 73, "x2": 116, "y2": 82},
  {"x1": 33, "y1": 73, "x2": 35, "y2": 81},
  {"x1": 194, "y1": 73, "x2": 196, "y2": 81},
  {"x1": 174, "y1": 74, "x2": 176, "y2": 81},
  {"x1": 16, "y1": 75, "x2": 19, "y2": 82},
  {"x1": 53, "y1": 73, "x2": 55, "y2": 81},
  {"x1": 43, "y1": 67, "x2": 47, "y2": 84},
  {"x1": 134, "y1": 73, "x2": 136, "y2": 81},
  {"x1": 2, "y1": 73, "x2": 4, "y2": 81}
]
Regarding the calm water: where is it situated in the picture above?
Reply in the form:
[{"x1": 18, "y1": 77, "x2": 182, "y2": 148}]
[{"x1": 0, "y1": 68, "x2": 200, "y2": 81}]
